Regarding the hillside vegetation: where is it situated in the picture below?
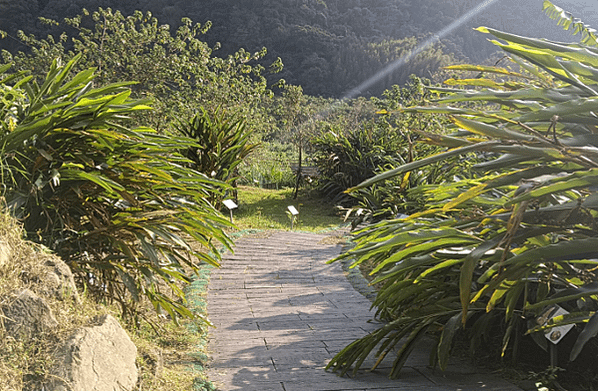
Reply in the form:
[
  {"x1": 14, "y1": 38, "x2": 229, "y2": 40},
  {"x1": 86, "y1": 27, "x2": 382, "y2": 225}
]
[{"x1": 2, "y1": 0, "x2": 594, "y2": 97}]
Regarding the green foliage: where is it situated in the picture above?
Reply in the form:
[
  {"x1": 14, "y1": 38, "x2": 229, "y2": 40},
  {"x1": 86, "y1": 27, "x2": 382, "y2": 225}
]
[
  {"x1": 312, "y1": 76, "x2": 461, "y2": 218},
  {"x1": 176, "y1": 107, "x2": 259, "y2": 188},
  {"x1": 256, "y1": 85, "x2": 379, "y2": 193},
  {"x1": 312, "y1": 121, "x2": 405, "y2": 205},
  {"x1": 0, "y1": 56, "x2": 232, "y2": 324},
  {"x1": 2, "y1": 8, "x2": 275, "y2": 132},
  {"x1": 327, "y1": 7, "x2": 598, "y2": 381},
  {"x1": 0, "y1": 1, "x2": 474, "y2": 98},
  {"x1": 237, "y1": 141, "x2": 296, "y2": 188},
  {"x1": 542, "y1": 0, "x2": 598, "y2": 47},
  {"x1": 6, "y1": 0, "x2": 598, "y2": 98}
]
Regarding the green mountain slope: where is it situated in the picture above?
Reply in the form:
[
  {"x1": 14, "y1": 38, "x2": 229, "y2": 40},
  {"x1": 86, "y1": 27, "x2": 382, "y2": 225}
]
[{"x1": 1, "y1": 0, "x2": 595, "y2": 97}]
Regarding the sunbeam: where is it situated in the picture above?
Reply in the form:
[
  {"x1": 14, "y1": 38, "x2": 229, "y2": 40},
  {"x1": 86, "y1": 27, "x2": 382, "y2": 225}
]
[{"x1": 340, "y1": 0, "x2": 501, "y2": 101}]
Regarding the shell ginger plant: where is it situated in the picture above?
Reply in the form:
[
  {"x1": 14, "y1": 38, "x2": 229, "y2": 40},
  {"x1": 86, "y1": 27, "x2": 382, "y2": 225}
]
[
  {"x1": 327, "y1": 0, "x2": 598, "y2": 382},
  {"x1": 0, "y1": 55, "x2": 232, "y2": 325}
]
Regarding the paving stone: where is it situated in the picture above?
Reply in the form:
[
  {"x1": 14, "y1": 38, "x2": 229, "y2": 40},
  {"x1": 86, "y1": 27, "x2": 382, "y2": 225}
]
[
  {"x1": 208, "y1": 356, "x2": 274, "y2": 367},
  {"x1": 211, "y1": 367, "x2": 283, "y2": 391},
  {"x1": 208, "y1": 343, "x2": 267, "y2": 355},
  {"x1": 297, "y1": 312, "x2": 348, "y2": 321},
  {"x1": 414, "y1": 367, "x2": 523, "y2": 390},
  {"x1": 270, "y1": 352, "x2": 332, "y2": 367},
  {"x1": 208, "y1": 332, "x2": 263, "y2": 342},
  {"x1": 207, "y1": 231, "x2": 522, "y2": 391}
]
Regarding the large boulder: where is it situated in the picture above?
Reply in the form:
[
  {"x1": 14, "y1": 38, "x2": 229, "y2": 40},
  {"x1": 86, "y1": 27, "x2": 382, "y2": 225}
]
[
  {"x1": 49, "y1": 314, "x2": 138, "y2": 391},
  {"x1": 2, "y1": 288, "x2": 58, "y2": 340}
]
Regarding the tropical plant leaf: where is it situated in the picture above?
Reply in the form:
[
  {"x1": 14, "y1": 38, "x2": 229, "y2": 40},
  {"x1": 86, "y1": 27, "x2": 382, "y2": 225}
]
[
  {"x1": 543, "y1": 0, "x2": 598, "y2": 47},
  {"x1": 329, "y1": 3, "x2": 598, "y2": 379},
  {"x1": 0, "y1": 56, "x2": 233, "y2": 326},
  {"x1": 348, "y1": 141, "x2": 500, "y2": 191},
  {"x1": 437, "y1": 313, "x2": 462, "y2": 371},
  {"x1": 570, "y1": 311, "x2": 598, "y2": 361}
]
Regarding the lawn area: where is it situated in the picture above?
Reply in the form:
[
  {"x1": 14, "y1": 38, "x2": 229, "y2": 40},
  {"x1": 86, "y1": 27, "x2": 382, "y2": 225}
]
[{"x1": 231, "y1": 186, "x2": 346, "y2": 232}]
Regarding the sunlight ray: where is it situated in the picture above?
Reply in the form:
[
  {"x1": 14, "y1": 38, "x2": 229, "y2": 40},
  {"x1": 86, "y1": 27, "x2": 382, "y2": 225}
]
[{"x1": 340, "y1": 0, "x2": 501, "y2": 101}]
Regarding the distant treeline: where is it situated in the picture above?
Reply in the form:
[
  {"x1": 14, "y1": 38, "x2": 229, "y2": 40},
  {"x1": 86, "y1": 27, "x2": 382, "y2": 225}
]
[{"x1": 0, "y1": 0, "x2": 589, "y2": 97}]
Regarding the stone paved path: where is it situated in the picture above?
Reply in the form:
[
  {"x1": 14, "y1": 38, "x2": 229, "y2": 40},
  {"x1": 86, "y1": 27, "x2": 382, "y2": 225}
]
[{"x1": 207, "y1": 231, "x2": 522, "y2": 391}]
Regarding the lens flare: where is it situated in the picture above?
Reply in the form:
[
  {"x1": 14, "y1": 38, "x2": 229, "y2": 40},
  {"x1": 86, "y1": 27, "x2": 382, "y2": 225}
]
[{"x1": 340, "y1": 0, "x2": 501, "y2": 101}]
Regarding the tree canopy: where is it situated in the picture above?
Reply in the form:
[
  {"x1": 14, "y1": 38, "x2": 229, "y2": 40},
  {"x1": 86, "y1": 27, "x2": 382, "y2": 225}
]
[
  {"x1": 2, "y1": 0, "x2": 593, "y2": 98},
  {"x1": 1, "y1": 8, "x2": 279, "y2": 133}
]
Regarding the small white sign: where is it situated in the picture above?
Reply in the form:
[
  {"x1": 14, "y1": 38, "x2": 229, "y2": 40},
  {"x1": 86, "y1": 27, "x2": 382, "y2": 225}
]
[
  {"x1": 287, "y1": 205, "x2": 299, "y2": 215},
  {"x1": 223, "y1": 199, "x2": 238, "y2": 210},
  {"x1": 536, "y1": 304, "x2": 574, "y2": 345}
]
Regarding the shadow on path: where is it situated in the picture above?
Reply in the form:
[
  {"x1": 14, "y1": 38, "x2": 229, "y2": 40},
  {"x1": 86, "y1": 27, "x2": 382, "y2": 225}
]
[{"x1": 206, "y1": 231, "x2": 522, "y2": 391}]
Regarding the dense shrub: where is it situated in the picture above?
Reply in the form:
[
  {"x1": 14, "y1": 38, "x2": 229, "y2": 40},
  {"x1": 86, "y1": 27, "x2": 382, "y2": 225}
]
[
  {"x1": 175, "y1": 107, "x2": 259, "y2": 203},
  {"x1": 327, "y1": 3, "x2": 598, "y2": 388},
  {"x1": 311, "y1": 76, "x2": 459, "y2": 217},
  {"x1": 0, "y1": 57, "x2": 232, "y2": 324}
]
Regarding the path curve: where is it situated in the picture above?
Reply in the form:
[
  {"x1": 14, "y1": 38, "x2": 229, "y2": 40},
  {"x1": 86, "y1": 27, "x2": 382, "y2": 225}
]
[{"x1": 207, "y1": 231, "x2": 522, "y2": 391}]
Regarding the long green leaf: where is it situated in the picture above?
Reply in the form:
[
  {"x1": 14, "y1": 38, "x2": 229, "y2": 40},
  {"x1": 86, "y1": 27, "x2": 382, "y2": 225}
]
[
  {"x1": 477, "y1": 26, "x2": 598, "y2": 67},
  {"x1": 543, "y1": 0, "x2": 598, "y2": 47},
  {"x1": 348, "y1": 141, "x2": 501, "y2": 191},
  {"x1": 370, "y1": 235, "x2": 481, "y2": 274},
  {"x1": 437, "y1": 313, "x2": 462, "y2": 371},
  {"x1": 570, "y1": 311, "x2": 598, "y2": 361}
]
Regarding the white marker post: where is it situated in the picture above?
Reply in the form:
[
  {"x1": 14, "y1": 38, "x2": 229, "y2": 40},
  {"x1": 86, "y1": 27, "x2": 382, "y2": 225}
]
[
  {"x1": 287, "y1": 205, "x2": 299, "y2": 230},
  {"x1": 223, "y1": 199, "x2": 238, "y2": 224},
  {"x1": 536, "y1": 304, "x2": 575, "y2": 368}
]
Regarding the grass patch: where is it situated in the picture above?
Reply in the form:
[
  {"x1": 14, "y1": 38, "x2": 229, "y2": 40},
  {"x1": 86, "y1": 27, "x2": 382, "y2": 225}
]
[
  {"x1": 133, "y1": 314, "x2": 210, "y2": 391},
  {"x1": 232, "y1": 186, "x2": 346, "y2": 232}
]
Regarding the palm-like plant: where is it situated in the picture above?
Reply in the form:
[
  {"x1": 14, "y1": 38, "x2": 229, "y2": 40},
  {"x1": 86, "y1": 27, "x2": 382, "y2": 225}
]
[
  {"x1": 312, "y1": 123, "x2": 406, "y2": 204},
  {"x1": 176, "y1": 107, "x2": 259, "y2": 188},
  {"x1": 327, "y1": 0, "x2": 598, "y2": 379},
  {"x1": 0, "y1": 56, "x2": 232, "y2": 324}
]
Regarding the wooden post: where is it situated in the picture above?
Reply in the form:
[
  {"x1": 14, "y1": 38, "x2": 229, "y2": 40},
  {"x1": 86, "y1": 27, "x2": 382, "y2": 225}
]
[{"x1": 293, "y1": 135, "x2": 302, "y2": 200}]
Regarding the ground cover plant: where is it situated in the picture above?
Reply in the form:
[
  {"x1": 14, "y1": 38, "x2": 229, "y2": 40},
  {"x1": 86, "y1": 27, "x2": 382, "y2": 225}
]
[{"x1": 327, "y1": 1, "x2": 598, "y2": 389}]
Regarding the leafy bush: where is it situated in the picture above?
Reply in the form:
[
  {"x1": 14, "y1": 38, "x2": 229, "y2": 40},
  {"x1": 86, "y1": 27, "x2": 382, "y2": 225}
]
[
  {"x1": 175, "y1": 107, "x2": 259, "y2": 202},
  {"x1": 311, "y1": 76, "x2": 458, "y2": 214},
  {"x1": 311, "y1": 122, "x2": 405, "y2": 204},
  {"x1": 0, "y1": 56, "x2": 232, "y2": 324},
  {"x1": 327, "y1": 1, "x2": 598, "y2": 384}
]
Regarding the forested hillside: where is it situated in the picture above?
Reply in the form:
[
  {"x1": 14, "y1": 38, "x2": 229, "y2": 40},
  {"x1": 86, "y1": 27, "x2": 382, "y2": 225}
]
[{"x1": 1, "y1": 0, "x2": 596, "y2": 97}]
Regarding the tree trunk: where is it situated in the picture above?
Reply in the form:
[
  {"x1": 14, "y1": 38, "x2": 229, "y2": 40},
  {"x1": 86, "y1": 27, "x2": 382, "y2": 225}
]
[{"x1": 293, "y1": 138, "x2": 302, "y2": 200}]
